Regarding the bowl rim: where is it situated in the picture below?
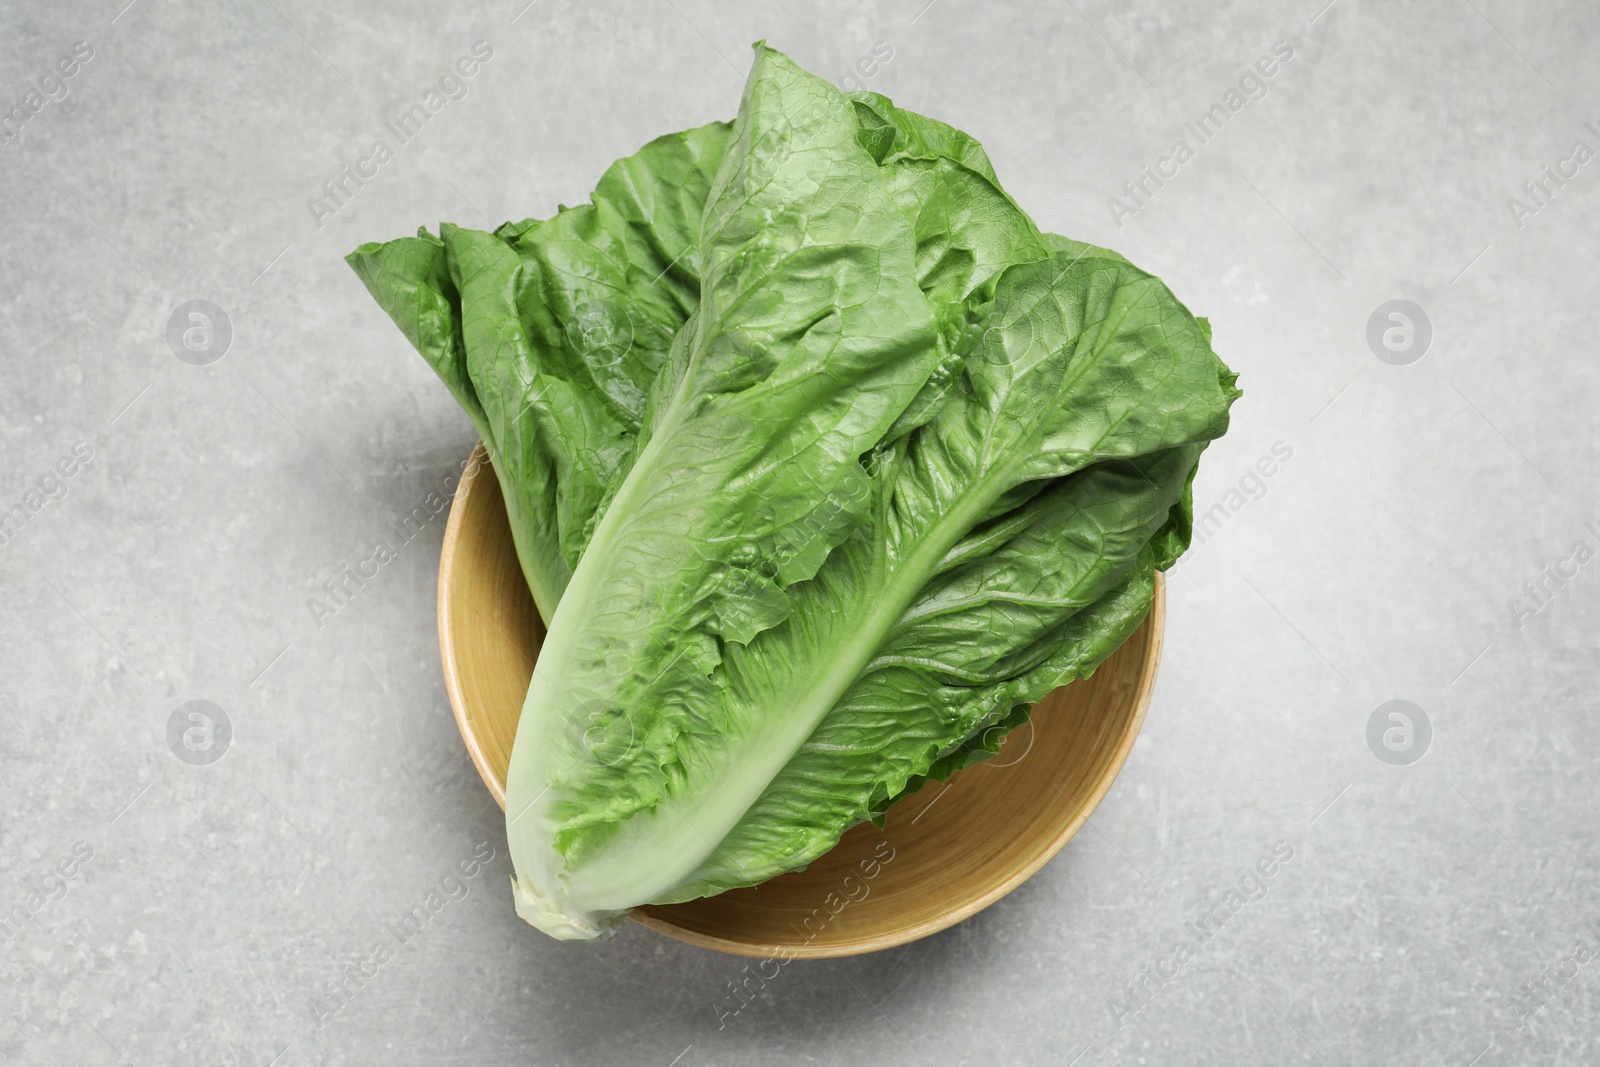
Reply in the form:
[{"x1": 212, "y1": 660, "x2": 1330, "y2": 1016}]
[
  {"x1": 438, "y1": 443, "x2": 512, "y2": 807},
  {"x1": 437, "y1": 441, "x2": 1163, "y2": 957}
]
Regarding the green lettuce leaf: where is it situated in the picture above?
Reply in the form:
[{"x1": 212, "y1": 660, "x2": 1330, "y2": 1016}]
[
  {"x1": 664, "y1": 250, "x2": 1238, "y2": 898},
  {"x1": 346, "y1": 121, "x2": 730, "y2": 619},
  {"x1": 503, "y1": 44, "x2": 958, "y2": 937}
]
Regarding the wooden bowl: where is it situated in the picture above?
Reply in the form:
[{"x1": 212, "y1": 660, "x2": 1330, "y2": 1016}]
[{"x1": 439, "y1": 442, "x2": 1163, "y2": 958}]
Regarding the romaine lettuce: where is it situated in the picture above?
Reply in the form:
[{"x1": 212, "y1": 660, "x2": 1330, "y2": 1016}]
[{"x1": 349, "y1": 43, "x2": 1238, "y2": 941}]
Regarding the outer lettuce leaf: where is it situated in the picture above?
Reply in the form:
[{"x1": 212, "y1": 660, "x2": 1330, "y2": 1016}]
[
  {"x1": 665, "y1": 251, "x2": 1238, "y2": 898},
  {"x1": 503, "y1": 44, "x2": 950, "y2": 938},
  {"x1": 346, "y1": 122, "x2": 730, "y2": 619},
  {"x1": 872, "y1": 452, "x2": 1203, "y2": 813}
]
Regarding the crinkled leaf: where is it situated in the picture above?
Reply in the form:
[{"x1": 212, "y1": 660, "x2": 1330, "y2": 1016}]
[
  {"x1": 503, "y1": 44, "x2": 950, "y2": 937},
  {"x1": 667, "y1": 244, "x2": 1240, "y2": 895},
  {"x1": 346, "y1": 122, "x2": 731, "y2": 618}
]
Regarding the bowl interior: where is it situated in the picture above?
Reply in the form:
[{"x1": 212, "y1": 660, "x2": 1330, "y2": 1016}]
[{"x1": 438, "y1": 443, "x2": 1163, "y2": 958}]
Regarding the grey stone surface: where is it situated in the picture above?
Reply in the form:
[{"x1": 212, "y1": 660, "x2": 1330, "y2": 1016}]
[{"x1": 2, "y1": 0, "x2": 1596, "y2": 1063}]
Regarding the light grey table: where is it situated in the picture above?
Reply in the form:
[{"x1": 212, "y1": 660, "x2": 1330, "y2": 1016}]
[{"x1": 3, "y1": 1, "x2": 1595, "y2": 1063}]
